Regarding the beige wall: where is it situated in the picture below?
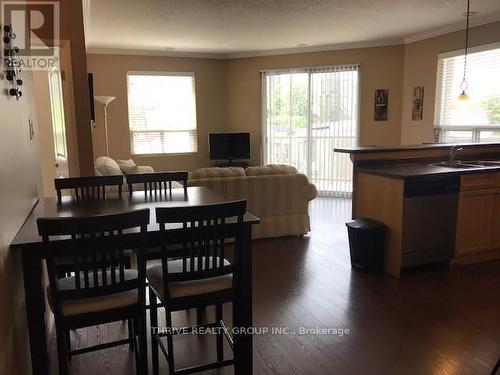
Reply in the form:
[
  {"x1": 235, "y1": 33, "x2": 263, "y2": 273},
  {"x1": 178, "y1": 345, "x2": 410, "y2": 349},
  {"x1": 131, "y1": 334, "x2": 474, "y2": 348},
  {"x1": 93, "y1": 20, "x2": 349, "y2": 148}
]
[
  {"x1": 0, "y1": 2, "x2": 94, "y2": 373},
  {"x1": 87, "y1": 21, "x2": 500, "y2": 170},
  {"x1": 88, "y1": 46, "x2": 404, "y2": 168},
  {"x1": 226, "y1": 46, "x2": 405, "y2": 165},
  {"x1": 401, "y1": 21, "x2": 500, "y2": 144},
  {"x1": 0, "y1": 70, "x2": 41, "y2": 375},
  {"x1": 58, "y1": 0, "x2": 94, "y2": 174},
  {"x1": 87, "y1": 54, "x2": 228, "y2": 172},
  {"x1": 32, "y1": 0, "x2": 94, "y2": 175}
]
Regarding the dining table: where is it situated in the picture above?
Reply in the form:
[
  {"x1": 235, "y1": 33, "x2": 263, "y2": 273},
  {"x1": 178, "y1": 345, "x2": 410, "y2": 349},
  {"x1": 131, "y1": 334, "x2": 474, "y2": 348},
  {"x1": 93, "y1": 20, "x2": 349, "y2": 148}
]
[{"x1": 10, "y1": 186, "x2": 259, "y2": 375}]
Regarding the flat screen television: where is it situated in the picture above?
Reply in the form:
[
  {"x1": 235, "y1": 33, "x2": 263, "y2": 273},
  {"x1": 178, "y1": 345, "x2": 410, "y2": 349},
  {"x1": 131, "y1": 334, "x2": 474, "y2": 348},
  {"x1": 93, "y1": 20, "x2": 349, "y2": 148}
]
[{"x1": 209, "y1": 133, "x2": 250, "y2": 161}]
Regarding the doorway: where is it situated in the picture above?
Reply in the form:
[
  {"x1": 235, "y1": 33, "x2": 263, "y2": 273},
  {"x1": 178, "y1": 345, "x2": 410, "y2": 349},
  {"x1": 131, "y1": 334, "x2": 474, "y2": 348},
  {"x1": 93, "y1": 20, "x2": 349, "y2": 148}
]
[
  {"x1": 34, "y1": 42, "x2": 79, "y2": 197},
  {"x1": 262, "y1": 65, "x2": 359, "y2": 196},
  {"x1": 48, "y1": 65, "x2": 68, "y2": 179}
]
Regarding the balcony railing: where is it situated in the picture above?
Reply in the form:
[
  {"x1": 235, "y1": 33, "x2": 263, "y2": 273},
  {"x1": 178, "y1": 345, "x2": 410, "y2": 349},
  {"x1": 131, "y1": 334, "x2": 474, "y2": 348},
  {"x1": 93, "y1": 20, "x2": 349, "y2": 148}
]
[{"x1": 266, "y1": 135, "x2": 355, "y2": 197}]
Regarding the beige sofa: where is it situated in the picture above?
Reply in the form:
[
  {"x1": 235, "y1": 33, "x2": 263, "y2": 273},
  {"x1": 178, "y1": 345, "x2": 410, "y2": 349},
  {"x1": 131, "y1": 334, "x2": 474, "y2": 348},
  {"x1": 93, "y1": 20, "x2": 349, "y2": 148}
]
[
  {"x1": 94, "y1": 156, "x2": 158, "y2": 192},
  {"x1": 188, "y1": 165, "x2": 317, "y2": 239},
  {"x1": 94, "y1": 156, "x2": 154, "y2": 177}
]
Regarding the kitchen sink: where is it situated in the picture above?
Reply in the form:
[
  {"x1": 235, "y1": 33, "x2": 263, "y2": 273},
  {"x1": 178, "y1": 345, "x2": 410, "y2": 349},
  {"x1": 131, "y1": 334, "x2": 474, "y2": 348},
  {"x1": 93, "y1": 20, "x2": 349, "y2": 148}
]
[
  {"x1": 429, "y1": 161, "x2": 479, "y2": 169},
  {"x1": 429, "y1": 160, "x2": 500, "y2": 169},
  {"x1": 461, "y1": 160, "x2": 500, "y2": 167}
]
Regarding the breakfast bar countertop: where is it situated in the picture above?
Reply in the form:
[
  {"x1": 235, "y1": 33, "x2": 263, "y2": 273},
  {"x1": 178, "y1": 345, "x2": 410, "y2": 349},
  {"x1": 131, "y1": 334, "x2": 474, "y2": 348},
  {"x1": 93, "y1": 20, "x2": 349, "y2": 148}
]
[
  {"x1": 334, "y1": 142, "x2": 500, "y2": 154},
  {"x1": 357, "y1": 163, "x2": 500, "y2": 179}
]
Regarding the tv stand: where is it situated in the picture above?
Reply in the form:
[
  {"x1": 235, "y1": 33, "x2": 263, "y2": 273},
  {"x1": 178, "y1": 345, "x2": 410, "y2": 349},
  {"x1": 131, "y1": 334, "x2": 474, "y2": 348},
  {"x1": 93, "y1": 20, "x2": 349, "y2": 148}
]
[{"x1": 214, "y1": 160, "x2": 249, "y2": 168}]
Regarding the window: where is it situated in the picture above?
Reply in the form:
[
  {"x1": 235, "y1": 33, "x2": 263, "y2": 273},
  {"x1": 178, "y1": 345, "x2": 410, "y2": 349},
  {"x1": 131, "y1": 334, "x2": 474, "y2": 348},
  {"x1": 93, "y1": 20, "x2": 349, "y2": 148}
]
[
  {"x1": 262, "y1": 65, "x2": 359, "y2": 196},
  {"x1": 127, "y1": 72, "x2": 197, "y2": 154},
  {"x1": 435, "y1": 43, "x2": 500, "y2": 143}
]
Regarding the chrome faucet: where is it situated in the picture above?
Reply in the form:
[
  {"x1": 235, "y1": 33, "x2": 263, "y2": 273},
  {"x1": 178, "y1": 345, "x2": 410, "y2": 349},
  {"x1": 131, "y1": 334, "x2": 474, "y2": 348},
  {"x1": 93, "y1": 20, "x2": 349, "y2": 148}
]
[{"x1": 449, "y1": 145, "x2": 464, "y2": 163}]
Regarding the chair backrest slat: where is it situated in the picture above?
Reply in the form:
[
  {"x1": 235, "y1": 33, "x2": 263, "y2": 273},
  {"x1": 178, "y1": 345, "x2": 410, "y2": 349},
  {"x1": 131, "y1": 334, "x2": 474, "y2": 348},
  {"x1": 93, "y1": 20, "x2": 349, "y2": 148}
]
[
  {"x1": 155, "y1": 200, "x2": 246, "y2": 300},
  {"x1": 37, "y1": 209, "x2": 150, "y2": 318},
  {"x1": 55, "y1": 175, "x2": 123, "y2": 203},
  {"x1": 126, "y1": 171, "x2": 188, "y2": 197}
]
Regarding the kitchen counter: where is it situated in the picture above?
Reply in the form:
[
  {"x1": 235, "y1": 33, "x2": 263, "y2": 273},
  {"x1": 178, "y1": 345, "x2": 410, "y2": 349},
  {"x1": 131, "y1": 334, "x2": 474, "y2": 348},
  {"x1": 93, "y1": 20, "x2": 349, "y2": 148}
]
[
  {"x1": 335, "y1": 142, "x2": 500, "y2": 154},
  {"x1": 358, "y1": 163, "x2": 500, "y2": 179},
  {"x1": 346, "y1": 144, "x2": 500, "y2": 277}
]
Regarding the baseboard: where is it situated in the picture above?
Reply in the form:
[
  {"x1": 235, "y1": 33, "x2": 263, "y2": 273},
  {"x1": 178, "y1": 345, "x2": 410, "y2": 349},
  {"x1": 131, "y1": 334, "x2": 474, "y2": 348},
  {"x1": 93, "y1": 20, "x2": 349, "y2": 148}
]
[{"x1": 451, "y1": 249, "x2": 500, "y2": 266}]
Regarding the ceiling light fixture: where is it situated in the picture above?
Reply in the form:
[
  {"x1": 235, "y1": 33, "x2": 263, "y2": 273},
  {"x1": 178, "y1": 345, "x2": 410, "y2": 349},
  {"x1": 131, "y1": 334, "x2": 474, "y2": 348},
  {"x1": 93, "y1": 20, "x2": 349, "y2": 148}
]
[{"x1": 458, "y1": 0, "x2": 471, "y2": 102}]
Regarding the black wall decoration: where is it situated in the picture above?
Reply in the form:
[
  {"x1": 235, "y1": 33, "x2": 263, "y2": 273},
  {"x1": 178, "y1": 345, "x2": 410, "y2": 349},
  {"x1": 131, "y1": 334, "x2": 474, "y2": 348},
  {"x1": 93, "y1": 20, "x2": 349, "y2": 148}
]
[
  {"x1": 374, "y1": 89, "x2": 388, "y2": 121},
  {"x1": 2, "y1": 24, "x2": 23, "y2": 100}
]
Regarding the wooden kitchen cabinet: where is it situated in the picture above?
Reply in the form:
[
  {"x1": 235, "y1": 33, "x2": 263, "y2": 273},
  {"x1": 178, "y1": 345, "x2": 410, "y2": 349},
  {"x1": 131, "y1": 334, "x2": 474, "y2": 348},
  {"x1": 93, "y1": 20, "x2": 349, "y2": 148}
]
[
  {"x1": 455, "y1": 189, "x2": 495, "y2": 256},
  {"x1": 455, "y1": 172, "x2": 500, "y2": 257},
  {"x1": 492, "y1": 190, "x2": 500, "y2": 249}
]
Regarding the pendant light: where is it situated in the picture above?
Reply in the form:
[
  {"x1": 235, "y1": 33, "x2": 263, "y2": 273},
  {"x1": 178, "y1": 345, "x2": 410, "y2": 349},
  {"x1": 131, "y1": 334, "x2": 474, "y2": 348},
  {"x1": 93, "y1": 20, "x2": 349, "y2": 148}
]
[{"x1": 458, "y1": 0, "x2": 471, "y2": 101}]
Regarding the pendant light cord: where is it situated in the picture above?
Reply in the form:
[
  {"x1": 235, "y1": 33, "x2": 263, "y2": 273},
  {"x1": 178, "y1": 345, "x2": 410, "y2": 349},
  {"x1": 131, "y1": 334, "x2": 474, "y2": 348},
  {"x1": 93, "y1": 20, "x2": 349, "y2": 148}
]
[{"x1": 461, "y1": 0, "x2": 470, "y2": 90}]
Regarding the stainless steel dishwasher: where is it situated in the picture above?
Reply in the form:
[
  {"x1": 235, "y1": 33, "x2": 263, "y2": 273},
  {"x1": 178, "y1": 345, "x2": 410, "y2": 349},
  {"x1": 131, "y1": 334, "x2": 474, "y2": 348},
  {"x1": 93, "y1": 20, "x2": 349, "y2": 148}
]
[{"x1": 402, "y1": 176, "x2": 460, "y2": 267}]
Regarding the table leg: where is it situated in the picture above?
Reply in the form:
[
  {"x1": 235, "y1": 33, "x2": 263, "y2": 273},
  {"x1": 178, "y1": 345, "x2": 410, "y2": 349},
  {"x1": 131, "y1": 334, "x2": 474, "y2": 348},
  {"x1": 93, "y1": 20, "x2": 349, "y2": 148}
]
[
  {"x1": 233, "y1": 223, "x2": 253, "y2": 375},
  {"x1": 22, "y1": 250, "x2": 49, "y2": 375}
]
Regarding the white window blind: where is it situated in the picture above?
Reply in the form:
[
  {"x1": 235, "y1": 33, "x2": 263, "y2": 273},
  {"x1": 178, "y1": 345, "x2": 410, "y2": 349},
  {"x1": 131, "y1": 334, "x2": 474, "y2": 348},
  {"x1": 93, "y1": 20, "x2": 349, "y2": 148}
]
[
  {"x1": 127, "y1": 72, "x2": 198, "y2": 154},
  {"x1": 435, "y1": 43, "x2": 500, "y2": 143}
]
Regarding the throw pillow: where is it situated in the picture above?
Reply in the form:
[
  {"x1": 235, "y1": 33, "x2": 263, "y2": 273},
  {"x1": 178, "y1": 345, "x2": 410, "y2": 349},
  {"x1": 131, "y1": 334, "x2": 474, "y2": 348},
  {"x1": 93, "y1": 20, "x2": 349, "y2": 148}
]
[
  {"x1": 95, "y1": 156, "x2": 122, "y2": 176},
  {"x1": 117, "y1": 159, "x2": 139, "y2": 175}
]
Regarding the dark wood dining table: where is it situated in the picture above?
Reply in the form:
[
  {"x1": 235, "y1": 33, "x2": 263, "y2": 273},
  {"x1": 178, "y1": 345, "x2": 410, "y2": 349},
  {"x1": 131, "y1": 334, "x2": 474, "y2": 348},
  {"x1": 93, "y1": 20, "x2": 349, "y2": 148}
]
[{"x1": 10, "y1": 186, "x2": 259, "y2": 375}]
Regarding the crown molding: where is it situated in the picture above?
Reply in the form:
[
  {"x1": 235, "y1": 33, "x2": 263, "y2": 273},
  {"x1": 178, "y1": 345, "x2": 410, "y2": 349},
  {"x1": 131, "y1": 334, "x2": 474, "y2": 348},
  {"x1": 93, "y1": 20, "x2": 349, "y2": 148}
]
[
  {"x1": 224, "y1": 38, "x2": 404, "y2": 59},
  {"x1": 404, "y1": 11, "x2": 500, "y2": 44},
  {"x1": 86, "y1": 47, "x2": 226, "y2": 59},
  {"x1": 87, "y1": 38, "x2": 404, "y2": 60},
  {"x1": 82, "y1": 0, "x2": 91, "y2": 49}
]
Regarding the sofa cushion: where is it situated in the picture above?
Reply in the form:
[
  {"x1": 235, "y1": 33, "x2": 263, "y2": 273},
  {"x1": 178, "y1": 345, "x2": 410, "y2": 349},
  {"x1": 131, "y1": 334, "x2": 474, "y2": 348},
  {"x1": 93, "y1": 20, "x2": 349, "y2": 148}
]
[
  {"x1": 189, "y1": 167, "x2": 245, "y2": 179},
  {"x1": 117, "y1": 159, "x2": 139, "y2": 175},
  {"x1": 47, "y1": 269, "x2": 138, "y2": 316},
  {"x1": 147, "y1": 257, "x2": 232, "y2": 299},
  {"x1": 95, "y1": 156, "x2": 122, "y2": 176},
  {"x1": 245, "y1": 164, "x2": 298, "y2": 176}
]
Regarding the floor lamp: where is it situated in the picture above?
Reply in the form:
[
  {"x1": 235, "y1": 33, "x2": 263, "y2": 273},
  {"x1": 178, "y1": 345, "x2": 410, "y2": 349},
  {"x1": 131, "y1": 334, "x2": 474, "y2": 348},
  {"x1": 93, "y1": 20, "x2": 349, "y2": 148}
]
[{"x1": 94, "y1": 96, "x2": 116, "y2": 156}]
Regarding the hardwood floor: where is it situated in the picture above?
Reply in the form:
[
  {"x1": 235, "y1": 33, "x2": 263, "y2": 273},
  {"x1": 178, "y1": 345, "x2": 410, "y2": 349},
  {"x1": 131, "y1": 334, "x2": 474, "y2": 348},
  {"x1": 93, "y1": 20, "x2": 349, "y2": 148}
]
[{"x1": 49, "y1": 197, "x2": 500, "y2": 374}]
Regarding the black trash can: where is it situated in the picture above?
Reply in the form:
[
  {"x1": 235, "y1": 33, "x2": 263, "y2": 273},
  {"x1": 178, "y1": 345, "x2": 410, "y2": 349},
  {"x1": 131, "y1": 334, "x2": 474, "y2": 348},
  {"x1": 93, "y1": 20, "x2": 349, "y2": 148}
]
[{"x1": 345, "y1": 219, "x2": 385, "y2": 272}]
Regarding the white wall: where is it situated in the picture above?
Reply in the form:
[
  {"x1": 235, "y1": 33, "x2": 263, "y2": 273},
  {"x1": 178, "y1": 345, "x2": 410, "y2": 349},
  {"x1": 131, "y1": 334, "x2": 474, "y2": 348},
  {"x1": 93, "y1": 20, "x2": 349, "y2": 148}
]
[{"x1": 0, "y1": 68, "x2": 42, "y2": 374}]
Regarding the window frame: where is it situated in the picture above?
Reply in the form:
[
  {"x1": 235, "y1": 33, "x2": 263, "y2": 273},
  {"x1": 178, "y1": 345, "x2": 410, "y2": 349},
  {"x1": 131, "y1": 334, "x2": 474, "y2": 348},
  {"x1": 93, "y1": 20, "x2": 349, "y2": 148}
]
[
  {"x1": 434, "y1": 42, "x2": 500, "y2": 143},
  {"x1": 126, "y1": 71, "x2": 198, "y2": 156}
]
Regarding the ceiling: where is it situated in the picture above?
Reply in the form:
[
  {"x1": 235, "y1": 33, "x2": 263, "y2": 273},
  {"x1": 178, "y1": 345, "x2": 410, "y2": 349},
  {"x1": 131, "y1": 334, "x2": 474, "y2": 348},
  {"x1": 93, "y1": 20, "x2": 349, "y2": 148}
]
[{"x1": 85, "y1": 0, "x2": 500, "y2": 58}]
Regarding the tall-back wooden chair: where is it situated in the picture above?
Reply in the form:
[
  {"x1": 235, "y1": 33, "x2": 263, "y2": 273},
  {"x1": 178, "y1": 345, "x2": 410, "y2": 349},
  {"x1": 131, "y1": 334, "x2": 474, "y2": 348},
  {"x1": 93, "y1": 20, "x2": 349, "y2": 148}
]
[
  {"x1": 126, "y1": 171, "x2": 188, "y2": 197},
  {"x1": 54, "y1": 175, "x2": 126, "y2": 277},
  {"x1": 37, "y1": 209, "x2": 150, "y2": 375},
  {"x1": 54, "y1": 175, "x2": 124, "y2": 203},
  {"x1": 147, "y1": 200, "x2": 246, "y2": 375}
]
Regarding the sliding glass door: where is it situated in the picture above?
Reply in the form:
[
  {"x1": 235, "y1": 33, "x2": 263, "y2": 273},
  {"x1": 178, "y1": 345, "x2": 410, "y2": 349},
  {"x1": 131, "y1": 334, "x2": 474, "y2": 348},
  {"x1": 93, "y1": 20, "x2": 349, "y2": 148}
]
[{"x1": 262, "y1": 65, "x2": 359, "y2": 196}]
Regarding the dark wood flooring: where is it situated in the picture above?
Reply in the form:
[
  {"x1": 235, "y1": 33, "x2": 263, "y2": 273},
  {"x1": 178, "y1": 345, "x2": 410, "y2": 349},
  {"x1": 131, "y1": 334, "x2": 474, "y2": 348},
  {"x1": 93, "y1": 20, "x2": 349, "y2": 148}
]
[{"x1": 49, "y1": 197, "x2": 500, "y2": 375}]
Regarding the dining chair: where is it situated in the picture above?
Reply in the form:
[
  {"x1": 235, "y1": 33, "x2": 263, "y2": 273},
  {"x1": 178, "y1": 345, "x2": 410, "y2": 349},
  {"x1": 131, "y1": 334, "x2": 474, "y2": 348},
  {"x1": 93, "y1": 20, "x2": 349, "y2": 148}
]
[
  {"x1": 54, "y1": 175, "x2": 124, "y2": 203},
  {"x1": 492, "y1": 356, "x2": 500, "y2": 375},
  {"x1": 54, "y1": 175, "x2": 126, "y2": 278},
  {"x1": 37, "y1": 209, "x2": 150, "y2": 375},
  {"x1": 147, "y1": 200, "x2": 247, "y2": 375},
  {"x1": 126, "y1": 171, "x2": 188, "y2": 197}
]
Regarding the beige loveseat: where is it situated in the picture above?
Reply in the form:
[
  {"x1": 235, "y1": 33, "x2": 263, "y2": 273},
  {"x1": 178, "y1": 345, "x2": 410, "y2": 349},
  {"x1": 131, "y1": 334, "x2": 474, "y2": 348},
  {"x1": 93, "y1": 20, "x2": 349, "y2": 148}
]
[
  {"x1": 188, "y1": 165, "x2": 317, "y2": 239},
  {"x1": 94, "y1": 156, "x2": 154, "y2": 177},
  {"x1": 94, "y1": 156, "x2": 159, "y2": 192}
]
